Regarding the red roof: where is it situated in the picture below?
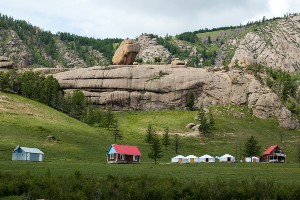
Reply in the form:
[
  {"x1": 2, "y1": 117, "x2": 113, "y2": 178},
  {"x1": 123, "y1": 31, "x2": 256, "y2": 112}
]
[
  {"x1": 262, "y1": 145, "x2": 283, "y2": 155},
  {"x1": 112, "y1": 144, "x2": 141, "y2": 156}
]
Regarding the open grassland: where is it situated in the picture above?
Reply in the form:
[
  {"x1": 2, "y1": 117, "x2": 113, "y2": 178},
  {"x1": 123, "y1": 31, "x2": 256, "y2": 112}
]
[
  {"x1": 0, "y1": 92, "x2": 300, "y2": 186},
  {"x1": 0, "y1": 161, "x2": 300, "y2": 185}
]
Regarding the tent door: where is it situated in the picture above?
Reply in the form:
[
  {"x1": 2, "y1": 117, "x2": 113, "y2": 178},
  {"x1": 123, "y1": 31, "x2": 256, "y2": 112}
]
[
  {"x1": 190, "y1": 158, "x2": 194, "y2": 164},
  {"x1": 178, "y1": 158, "x2": 182, "y2": 164},
  {"x1": 227, "y1": 157, "x2": 230, "y2": 162},
  {"x1": 206, "y1": 158, "x2": 209, "y2": 162}
]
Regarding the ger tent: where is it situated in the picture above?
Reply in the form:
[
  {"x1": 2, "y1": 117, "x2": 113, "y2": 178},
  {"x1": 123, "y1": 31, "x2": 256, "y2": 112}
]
[
  {"x1": 171, "y1": 155, "x2": 187, "y2": 164},
  {"x1": 219, "y1": 154, "x2": 235, "y2": 163},
  {"x1": 199, "y1": 154, "x2": 215, "y2": 163},
  {"x1": 186, "y1": 155, "x2": 199, "y2": 164}
]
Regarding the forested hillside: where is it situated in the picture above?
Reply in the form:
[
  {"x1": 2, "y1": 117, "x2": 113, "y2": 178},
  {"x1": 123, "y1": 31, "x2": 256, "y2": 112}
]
[
  {"x1": 2, "y1": 12, "x2": 300, "y2": 70},
  {"x1": 0, "y1": 13, "x2": 122, "y2": 68}
]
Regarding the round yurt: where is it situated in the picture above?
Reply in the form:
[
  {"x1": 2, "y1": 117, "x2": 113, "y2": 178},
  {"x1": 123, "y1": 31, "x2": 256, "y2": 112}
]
[
  {"x1": 171, "y1": 155, "x2": 187, "y2": 164},
  {"x1": 219, "y1": 154, "x2": 235, "y2": 163},
  {"x1": 186, "y1": 155, "x2": 199, "y2": 164},
  {"x1": 199, "y1": 154, "x2": 215, "y2": 163}
]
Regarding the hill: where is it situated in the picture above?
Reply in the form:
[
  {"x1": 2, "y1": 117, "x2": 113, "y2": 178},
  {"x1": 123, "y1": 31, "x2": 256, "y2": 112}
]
[
  {"x1": 1, "y1": 92, "x2": 300, "y2": 164},
  {"x1": 1, "y1": 12, "x2": 300, "y2": 72}
]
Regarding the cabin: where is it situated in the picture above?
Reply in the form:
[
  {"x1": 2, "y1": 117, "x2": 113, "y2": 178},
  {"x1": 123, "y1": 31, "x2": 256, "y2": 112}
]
[
  {"x1": 12, "y1": 146, "x2": 44, "y2": 162},
  {"x1": 107, "y1": 144, "x2": 141, "y2": 164},
  {"x1": 260, "y1": 145, "x2": 286, "y2": 163},
  {"x1": 219, "y1": 154, "x2": 235, "y2": 163},
  {"x1": 199, "y1": 154, "x2": 215, "y2": 163}
]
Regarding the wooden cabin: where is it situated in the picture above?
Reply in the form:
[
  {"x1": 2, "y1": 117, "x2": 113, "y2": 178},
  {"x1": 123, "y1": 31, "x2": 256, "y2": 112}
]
[
  {"x1": 260, "y1": 145, "x2": 286, "y2": 163},
  {"x1": 12, "y1": 146, "x2": 44, "y2": 162},
  {"x1": 107, "y1": 144, "x2": 141, "y2": 164}
]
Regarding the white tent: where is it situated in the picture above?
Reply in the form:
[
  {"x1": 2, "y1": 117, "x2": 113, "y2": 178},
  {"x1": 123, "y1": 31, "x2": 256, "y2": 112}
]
[
  {"x1": 245, "y1": 156, "x2": 260, "y2": 163},
  {"x1": 171, "y1": 155, "x2": 188, "y2": 164},
  {"x1": 199, "y1": 154, "x2": 215, "y2": 163},
  {"x1": 219, "y1": 154, "x2": 235, "y2": 163},
  {"x1": 186, "y1": 155, "x2": 199, "y2": 164}
]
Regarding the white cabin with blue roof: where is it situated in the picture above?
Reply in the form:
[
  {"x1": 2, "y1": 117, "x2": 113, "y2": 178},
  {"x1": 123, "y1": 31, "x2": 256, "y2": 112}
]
[{"x1": 12, "y1": 146, "x2": 44, "y2": 162}]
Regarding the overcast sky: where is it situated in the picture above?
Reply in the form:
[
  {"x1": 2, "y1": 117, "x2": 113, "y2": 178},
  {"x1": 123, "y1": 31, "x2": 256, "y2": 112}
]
[{"x1": 1, "y1": 0, "x2": 300, "y2": 39}]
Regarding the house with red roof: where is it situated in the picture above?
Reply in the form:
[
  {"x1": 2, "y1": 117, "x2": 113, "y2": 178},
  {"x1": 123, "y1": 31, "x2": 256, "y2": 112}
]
[
  {"x1": 107, "y1": 144, "x2": 141, "y2": 164},
  {"x1": 260, "y1": 145, "x2": 286, "y2": 163}
]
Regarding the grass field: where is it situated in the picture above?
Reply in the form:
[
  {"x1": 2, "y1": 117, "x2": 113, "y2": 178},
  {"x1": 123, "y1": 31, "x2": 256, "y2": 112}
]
[{"x1": 0, "y1": 92, "x2": 300, "y2": 186}]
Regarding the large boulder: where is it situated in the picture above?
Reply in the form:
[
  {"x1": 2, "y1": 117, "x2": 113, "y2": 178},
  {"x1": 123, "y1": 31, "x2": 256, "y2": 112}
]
[
  {"x1": 0, "y1": 56, "x2": 13, "y2": 69},
  {"x1": 54, "y1": 65, "x2": 299, "y2": 129},
  {"x1": 112, "y1": 40, "x2": 140, "y2": 65}
]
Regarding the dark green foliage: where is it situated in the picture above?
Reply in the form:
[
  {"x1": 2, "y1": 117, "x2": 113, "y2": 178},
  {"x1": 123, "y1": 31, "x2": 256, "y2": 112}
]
[
  {"x1": 64, "y1": 90, "x2": 87, "y2": 119},
  {"x1": 243, "y1": 136, "x2": 261, "y2": 158},
  {"x1": 148, "y1": 134, "x2": 163, "y2": 165},
  {"x1": 103, "y1": 107, "x2": 117, "y2": 130},
  {"x1": 197, "y1": 106, "x2": 214, "y2": 137},
  {"x1": 1, "y1": 172, "x2": 299, "y2": 199},
  {"x1": 0, "y1": 13, "x2": 122, "y2": 67},
  {"x1": 297, "y1": 143, "x2": 300, "y2": 164},
  {"x1": 111, "y1": 120, "x2": 123, "y2": 143},
  {"x1": 162, "y1": 126, "x2": 171, "y2": 150},
  {"x1": 186, "y1": 90, "x2": 195, "y2": 110},
  {"x1": 145, "y1": 124, "x2": 155, "y2": 143},
  {"x1": 174, "y1": 134, "x2": 181, "y2": 154}
]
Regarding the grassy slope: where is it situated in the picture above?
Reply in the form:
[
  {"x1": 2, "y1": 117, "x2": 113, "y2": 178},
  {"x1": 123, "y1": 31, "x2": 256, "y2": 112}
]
[{"x1": 0, "y1": 92, "x2": 300, "y2": 185}]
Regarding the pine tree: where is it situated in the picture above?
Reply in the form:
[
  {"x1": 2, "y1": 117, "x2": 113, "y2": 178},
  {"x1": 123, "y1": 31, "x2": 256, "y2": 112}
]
[
  {"x1": 148, "y1": 134, "x2": 163, "y2": 165},
  {"x1": 111, "y1": 120, "x2": 123, "y2": 143},
  {"x1": 145, "y1": 124, "x2": 155, "y2": 143},
  {"x1": 297, "y1": 143, "x2": 300, "y2": 165},
  {"x1": 174, "y1": 134, "x2": 181, "y2": 154},
  {"x1": 186, "y1": 90, "x2": 195, "y2": 110},
  {"x1": 197, "y1": 106, "x2": 214, "y2": 137},
  {"x1": 162, "y1": 126, "x2": 171, "y2": 150},
  {"x1": 104, "y1": 107, "x2": 116, "y2": 130},
  {"x1": 243, "y1": 136, "x2": 261, "y2": 161}
]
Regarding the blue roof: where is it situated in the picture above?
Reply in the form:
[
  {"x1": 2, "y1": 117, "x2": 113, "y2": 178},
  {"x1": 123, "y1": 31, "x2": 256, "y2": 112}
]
[{"x1": 13, "y1": 146, "x2": 44, "y2": 154}]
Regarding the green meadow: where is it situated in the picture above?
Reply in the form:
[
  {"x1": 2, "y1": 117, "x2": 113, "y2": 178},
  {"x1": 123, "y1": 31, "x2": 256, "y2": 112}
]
[{"x1": 0, "y1": 92, "x2": 300, "y2": 185}]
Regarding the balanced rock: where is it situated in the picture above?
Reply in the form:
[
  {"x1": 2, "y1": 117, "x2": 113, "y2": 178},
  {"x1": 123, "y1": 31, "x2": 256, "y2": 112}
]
[{"x1": 112, "y1": 39, "x2": 140, "y2": 65}]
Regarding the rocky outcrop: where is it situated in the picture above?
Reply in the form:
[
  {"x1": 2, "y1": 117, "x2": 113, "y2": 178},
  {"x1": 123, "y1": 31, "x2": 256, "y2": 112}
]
[
  {"x1": 112, "y1": 40, "x2": 140, "y2": 65},
  {"x1": 0, "y1": 30, "x2": 33, "y2": 68},
  {"x1": 136, "y1": 34, "x2": 171, "y2": 64},
  {"x1": 230, "y1": 16, "x2": 300, "y2": 72},
  {"x1": 55, "y1": 65, "x2": 298, "y2": 129},
  {"x1": 0, "y1": 56, "x2": 13, "y2": 69}
]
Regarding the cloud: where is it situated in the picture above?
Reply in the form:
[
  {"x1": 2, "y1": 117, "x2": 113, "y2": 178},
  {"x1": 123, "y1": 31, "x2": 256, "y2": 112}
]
[{"x1": 0, "y1": 0, "x2": 299, "y2": 39}]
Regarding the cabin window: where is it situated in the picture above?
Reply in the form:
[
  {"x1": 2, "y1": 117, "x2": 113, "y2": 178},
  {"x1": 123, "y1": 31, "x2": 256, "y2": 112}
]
[
  {"x1": 120, "y1": 154, "x2": 125, "y2": 160},
  {"x1": 109, "y1": 154, "x2": 114, "y2": 160},
  {"x1": 133, "y1": 155, "x2": 138, "y2": 161}
]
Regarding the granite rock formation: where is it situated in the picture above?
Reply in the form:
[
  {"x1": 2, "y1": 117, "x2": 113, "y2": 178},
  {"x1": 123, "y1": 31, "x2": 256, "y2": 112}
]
[
  {"x1": 54, "y1": 65, "x2": 298, "y2": 129},
  {"x1": 112, "y1": 40, "x2": 140, "y2": 65}
]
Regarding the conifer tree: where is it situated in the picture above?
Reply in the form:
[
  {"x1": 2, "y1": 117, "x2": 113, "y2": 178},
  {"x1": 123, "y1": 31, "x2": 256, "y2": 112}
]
[
  {"x1": 148, "y1": 133, "x2": 163, "y2": 165},
  {"x1": 162, "y1": 126, "x2": 171, "y2": 150},
  {"x1": 243, "y1": 136, "x2": 261, "y2": 160}
]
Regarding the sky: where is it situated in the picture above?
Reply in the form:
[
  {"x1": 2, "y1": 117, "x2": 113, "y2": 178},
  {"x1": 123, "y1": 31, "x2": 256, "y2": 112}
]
[{"x1": 1, "y1": 0, "x2": 300, "y2": 39}]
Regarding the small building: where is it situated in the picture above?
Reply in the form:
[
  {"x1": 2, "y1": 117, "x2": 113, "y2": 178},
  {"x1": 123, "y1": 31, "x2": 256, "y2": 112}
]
[
  {"x1": 186, "y1": 155, "x2": 199, "y2": 164},
  {"x1": 12, "y1": 146, "x2": 44, "y2": 162},
  {"x1": 219, "y1": 154, "x2": 235, "y2": 163},
  {"x1": 245, "y1": 156, "x2": 260, "y2": 163},
  {"x1": 107, "y1": 144, "x2": 141, "y2": 164},
  {"x1": 171, "y1": 155, "x2": 188, "y2": 164},
  {"x1": 199, "y1": 154, "x2": 215, "y2": 163},
  {"x1": 260, "y1": 145, "x2": 286, "y2": 163}
]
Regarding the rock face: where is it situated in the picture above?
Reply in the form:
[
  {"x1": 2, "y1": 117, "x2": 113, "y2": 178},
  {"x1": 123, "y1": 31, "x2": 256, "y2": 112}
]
[
  {"x1": 0, "y1": 56, "x2": 13, "y2": 69},
  {"x1": 230, "y1": 16, "x2": 300, "y2": 72},
  {"x1": 55, "y1": 65, "x2": 298, "y2": 129},
  {"x1": 136, "y1": 34, "x2": 171, "y2": 64},
  {"x1": 112, "y1": 40, "x2": 140, "y2": 65}
]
